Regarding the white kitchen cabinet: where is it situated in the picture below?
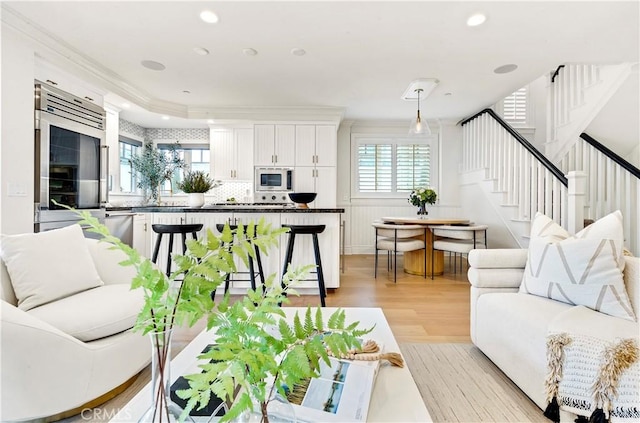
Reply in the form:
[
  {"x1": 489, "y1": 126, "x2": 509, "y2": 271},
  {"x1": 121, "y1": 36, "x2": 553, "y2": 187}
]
[
  {"x1": 280, "y1": 213, "x2": 341, "y2": 290},
  {"x1": 294, "y1": 166, "x2": 337, "y2": 208},
  {"x1": 132, "y1": 213, "x2": 150, "y2": 258},
  {"x1": 295, "y1": 125, "x2": 337, "y2": 167},
  {"x1": 254, "y1": 124, "x2": 296, "y2": 167},
  {"x1": 211, "y1": 127, "x2": 254, "y2": 181},
  {"x1": 35, "y1": 59, "x2": 104, "y2": 107}
]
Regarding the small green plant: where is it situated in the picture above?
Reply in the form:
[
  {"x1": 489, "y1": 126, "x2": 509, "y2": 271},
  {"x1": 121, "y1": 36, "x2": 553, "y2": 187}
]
[
  {"x1": 177, "y1": 170, "x2": 221, "y2": 193},
  {"x1": 130, "y1": 142, "x2": 185, "y2": 204},
  {"x1": 178, "y1": 278, "x2": 373, "y2": 422}
]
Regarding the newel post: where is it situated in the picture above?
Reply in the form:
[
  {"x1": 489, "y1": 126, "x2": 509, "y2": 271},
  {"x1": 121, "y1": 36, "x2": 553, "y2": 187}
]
[{"x1": 567, "y1": 171, "x2": 587, "y2": 234}]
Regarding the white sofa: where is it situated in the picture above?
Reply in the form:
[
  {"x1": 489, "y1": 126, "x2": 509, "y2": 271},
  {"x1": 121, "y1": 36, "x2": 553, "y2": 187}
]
[
  {"x1": 468, "y1": 248, "x2": 639, "y2": 416},
  {"x1": 1, "y1": 238, "x2": 150, "y2": 421}
]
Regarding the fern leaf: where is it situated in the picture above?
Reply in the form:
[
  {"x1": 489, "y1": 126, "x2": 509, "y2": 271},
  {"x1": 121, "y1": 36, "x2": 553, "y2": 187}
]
[
  {"x1": 304, "y1": 307, "x2": 314, "y2": 335},
  {"x1": 315, "y1": 307, "x2": 324, "y2": 332},
  {"x1": 293, "y1": 313, "x2": 305, "y2": 340}
]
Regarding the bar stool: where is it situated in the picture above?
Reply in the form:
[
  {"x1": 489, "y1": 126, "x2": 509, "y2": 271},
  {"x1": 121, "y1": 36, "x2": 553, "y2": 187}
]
[
  {"x1": 214, "y1": 223, "x2": 266, "y2": 298},
  {"x1": 151, "y1": 223, "x2": 204, "y2": 276},
  {"x1": 281, "y1": 224, "x2": 327, "y2": 307}
]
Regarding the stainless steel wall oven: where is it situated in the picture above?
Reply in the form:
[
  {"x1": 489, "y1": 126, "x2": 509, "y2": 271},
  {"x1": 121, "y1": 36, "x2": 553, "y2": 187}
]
[{"x1": 34, "y1": 81, "x2": 108, "y2": 232}]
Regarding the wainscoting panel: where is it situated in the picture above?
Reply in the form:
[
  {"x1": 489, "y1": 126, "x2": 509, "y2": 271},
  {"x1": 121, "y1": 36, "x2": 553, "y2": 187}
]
[{"x1": 345, "y1": 202, "x2": 463, "y2": 254}]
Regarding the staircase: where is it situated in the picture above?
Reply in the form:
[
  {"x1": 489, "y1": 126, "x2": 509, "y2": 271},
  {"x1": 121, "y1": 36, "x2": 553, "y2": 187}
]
[
  {"x1": 460, "y1": 62, "x2": 639, "y2": 254},
  {"x1": 546, "y1": 63, "x2": 634, "y2": 163},
  {"x1": 559, "y1": 133, "x2": 640, "y2": 254},
  {"x1": 460, "y1": 109, "x2": 568, "y2": 248}
]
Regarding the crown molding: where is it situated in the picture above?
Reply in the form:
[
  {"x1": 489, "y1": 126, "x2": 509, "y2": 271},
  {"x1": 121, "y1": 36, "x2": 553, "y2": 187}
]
[{"x1": 188, "y1": 106, "x2": 345, "y2": 124}]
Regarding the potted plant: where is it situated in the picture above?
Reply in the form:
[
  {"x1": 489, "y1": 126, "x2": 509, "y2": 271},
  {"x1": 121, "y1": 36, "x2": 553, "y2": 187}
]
[
  {"x1": 408, "y1": 186, "x2": 437, "y2": 217},
  {"x1": 71, "y1": 208, "x2": 371, "y2": 423},
  {"x1": 130, "y1": 142, "x2": 185, "y2": 205},
  {"x1": 177, "y1": 170, "x2": 221, "y2": 208}
]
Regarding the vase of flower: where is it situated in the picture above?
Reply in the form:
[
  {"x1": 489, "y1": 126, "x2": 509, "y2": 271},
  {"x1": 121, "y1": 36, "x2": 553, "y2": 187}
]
[{"x1": 408, "y1": 187, "x2": 437, "y2": 219}]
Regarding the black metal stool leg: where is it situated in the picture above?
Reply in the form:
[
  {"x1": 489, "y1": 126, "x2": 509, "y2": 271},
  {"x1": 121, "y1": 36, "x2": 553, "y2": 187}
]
[
  {"x1": 151, "y1": 233, "x2": 163, "y2": 264},
  {"x1": 166, "y1": 233, "x2": 174, "y2": 277},
  {"x1": 374, "y1": 247, "x2": 378, "y2": 278},
  {"x1": 312, "y1": 233, "x2": 326, "y2": 307},
  {"x1": 281, "y1": 233, "x2": 296, "y2": 290},
  {"x1": 248, "y1": 256, "x2": 256, "y2": 291},
  {"x1": 254, "y1": 244, "x2": 265, "y2": 289}
]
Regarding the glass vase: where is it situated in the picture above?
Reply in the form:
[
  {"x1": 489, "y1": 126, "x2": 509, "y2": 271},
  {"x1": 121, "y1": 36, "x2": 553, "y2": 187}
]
[
  {"x1": 232, "y1": 390, "x2": 296, "y2": 423},
  {"x1": 417, "y1": 203, "x2": 428, "y2": 218},
  {"x1": 138, "y1": 329, "x2": 191, "y2": 423}
]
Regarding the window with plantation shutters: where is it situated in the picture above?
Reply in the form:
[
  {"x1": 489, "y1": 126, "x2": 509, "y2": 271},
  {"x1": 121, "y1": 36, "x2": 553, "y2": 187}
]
[
  {"x1": 396, "y1": 144, "x2": 430, "y2": 191},
  {"x1": 354, "y1": 136, "x2": 435, "y2": 197},
  {"x1": 357, "y1": 144, "x2": 392, "y2": 192},
  {"x1": 502, "y1": 87, "x2": 528, "y2": 125}
]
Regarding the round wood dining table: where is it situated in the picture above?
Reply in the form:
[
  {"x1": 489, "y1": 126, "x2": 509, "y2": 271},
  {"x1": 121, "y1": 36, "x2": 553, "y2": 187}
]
[{"x1": 381, "y1": 217, "x2": 471, "y2": 276}]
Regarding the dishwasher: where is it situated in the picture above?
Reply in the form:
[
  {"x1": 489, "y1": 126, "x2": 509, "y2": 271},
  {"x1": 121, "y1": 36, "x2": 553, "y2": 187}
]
[{"x1": 105, "y1": 210, "x2": 136, "y2": 247}]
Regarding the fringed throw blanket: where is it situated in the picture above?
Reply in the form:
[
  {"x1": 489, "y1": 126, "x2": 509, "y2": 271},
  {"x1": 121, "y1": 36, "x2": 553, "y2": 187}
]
[{"x1": 544, "y1": 333, "x2": 640, "y2": 423}]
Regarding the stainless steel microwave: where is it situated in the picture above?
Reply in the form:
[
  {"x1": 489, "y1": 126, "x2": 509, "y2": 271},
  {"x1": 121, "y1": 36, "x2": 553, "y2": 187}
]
[{"x1": 255, "y1": 167, "x2": 293, "y2": 191}]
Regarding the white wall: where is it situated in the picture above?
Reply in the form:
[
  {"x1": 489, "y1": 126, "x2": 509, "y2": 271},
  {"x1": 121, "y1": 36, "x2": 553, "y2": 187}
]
[{"x1": 1, "y1": 26, "x2": 35, "y2": 234}]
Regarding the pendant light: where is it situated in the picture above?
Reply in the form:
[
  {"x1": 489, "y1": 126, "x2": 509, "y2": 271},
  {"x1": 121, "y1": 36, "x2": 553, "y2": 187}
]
[{"x1": 409, "y1": 88, "x2": 431, "y2": 135}]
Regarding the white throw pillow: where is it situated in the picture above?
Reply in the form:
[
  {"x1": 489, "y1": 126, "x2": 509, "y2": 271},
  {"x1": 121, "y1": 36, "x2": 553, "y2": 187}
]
[
  {"x1": 0, "y1": 224, "x2": 104, "y2": 311},
  {"x1": 519, "y1": 211, "x2": 635, "y2": 321}
]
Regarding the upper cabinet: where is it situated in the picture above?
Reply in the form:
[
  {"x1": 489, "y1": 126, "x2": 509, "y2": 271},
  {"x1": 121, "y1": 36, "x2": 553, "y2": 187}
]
[
  {"x1": 254, "y1": 124, "x2": 296, "y2": 167},
  {"x1": 294, "y1": 125, "x2": 337, "y2": 167},
  {"x1": 211, "y1": 127, "x2": 254, "y2": 181},
  {"x1": 34, "y1": 60, "x2": 104, "y2": 107}
]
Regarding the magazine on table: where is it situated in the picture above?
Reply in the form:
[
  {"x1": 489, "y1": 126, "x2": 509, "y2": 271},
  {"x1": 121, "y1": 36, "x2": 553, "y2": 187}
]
[{"x1": 286, "y1": 355, "x2": 381, "y2": 423}]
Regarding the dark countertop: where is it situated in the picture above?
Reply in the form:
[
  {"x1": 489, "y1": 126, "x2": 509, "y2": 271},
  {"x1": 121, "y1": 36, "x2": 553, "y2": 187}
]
[
  {"x1": 106, "y1": 206, "x2": 134, "y2": 212},
  {"x1": 131, "y1": 206, "x2": 345, "y2": 213}
]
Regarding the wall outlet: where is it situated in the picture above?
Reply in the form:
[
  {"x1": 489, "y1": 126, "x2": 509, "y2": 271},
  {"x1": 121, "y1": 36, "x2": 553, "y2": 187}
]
[{"x1": 342, "y1": 193, "x2": 349, "y2": 201}]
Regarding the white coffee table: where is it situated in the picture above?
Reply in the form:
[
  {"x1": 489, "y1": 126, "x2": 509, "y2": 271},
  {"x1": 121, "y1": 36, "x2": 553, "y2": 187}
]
[{"x1": 111, "y1": 307, "x2": 431, "y2": 422}]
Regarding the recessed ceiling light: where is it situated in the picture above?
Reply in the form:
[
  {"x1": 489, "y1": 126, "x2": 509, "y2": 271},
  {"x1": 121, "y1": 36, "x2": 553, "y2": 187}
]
[
  {"x1": 444, "y1": 93, "x2": 452, "y2": 96},
  {"x1": 193, "y1": 47, "x2": 210, "y2": 56},
  {"x1": 243, "y1": 48, "x2": 258, "y2": 56},
  {"x1": 207, "y1": 119, "x2": 215, "y2": 124},
  {"x1": 291, "y1": 48, "x2": 306, "y2": 56},
  {"x1": 141, "y1": 60, "x2": 166, "y2": 71},
  {"x1": 183, "y1": 90, "x2": 191, "y2": 94},
  {"x1": 121, "y1": 102, "x2": 131, "y2": 108},
  {"x1": 494, "y1": 64, "x2": 518, "y2": 74},
  {"x1": 161, "y1": 115, "x2": 170, "y2": 120},
  {"x1": 200, "y1": 10, "x2": 219, "y2": 24},
  {"x1": 467, "y1": 13, "x2": 487, "y2": 27}
]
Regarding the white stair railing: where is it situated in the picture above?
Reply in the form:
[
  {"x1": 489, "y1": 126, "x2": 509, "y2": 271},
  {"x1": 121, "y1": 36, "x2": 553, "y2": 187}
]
[
  {"x1": 462, "y1": 109, "x2": 568, "y2": 227},
  {"x1": 559, "y1": 133, "x2": 639, "y2": 254},
  {"x1": 546, "y1": 63, "x2": 633, "y2": 163}
]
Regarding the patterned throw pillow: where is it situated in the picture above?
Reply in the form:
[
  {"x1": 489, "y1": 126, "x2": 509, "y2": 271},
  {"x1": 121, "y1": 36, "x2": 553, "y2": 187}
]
[{"x1": 519, "y1": 211, "x2": 635, "y2": 321}]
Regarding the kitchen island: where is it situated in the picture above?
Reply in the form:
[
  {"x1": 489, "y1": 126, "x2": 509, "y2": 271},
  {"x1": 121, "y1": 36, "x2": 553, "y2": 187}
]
[{"x1": 131, "y1": 205, "x2": 344, "y2": 294}]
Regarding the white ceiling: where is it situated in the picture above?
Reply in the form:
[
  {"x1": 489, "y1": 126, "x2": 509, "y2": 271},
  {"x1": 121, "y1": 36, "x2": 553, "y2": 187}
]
[{"x1": 3, "y1": 1, "x2": 639, "y2": 128}]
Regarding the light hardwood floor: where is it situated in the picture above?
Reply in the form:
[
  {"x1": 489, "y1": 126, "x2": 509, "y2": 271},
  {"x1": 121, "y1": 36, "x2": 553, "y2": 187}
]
[
  {"x1": 174, "y1": 253, "x2": 472, "y2": 348},
  {"x1": 59, "y1": 254, "x2": 471, "y2": 422}
]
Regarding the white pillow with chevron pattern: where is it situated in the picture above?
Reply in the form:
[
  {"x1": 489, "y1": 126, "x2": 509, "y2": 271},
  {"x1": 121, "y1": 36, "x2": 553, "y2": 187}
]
[{"x1": 519, "y1": 210, "x2": 635, "y2": 321}]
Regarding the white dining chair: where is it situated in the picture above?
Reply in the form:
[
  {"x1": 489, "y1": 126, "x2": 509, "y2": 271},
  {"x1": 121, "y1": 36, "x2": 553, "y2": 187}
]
[
  {"x1": 372, "y1": 222, "x2": 427, "y2": 283},
  {"x1": 429, "y1": 225, "x2": 488, "y2": 279}
]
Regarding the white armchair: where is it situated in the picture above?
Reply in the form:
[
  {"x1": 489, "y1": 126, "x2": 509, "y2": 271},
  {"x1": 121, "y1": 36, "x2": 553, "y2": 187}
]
[{"x1": 1, "y1": 238, "x2": 150, "y2": 421}]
